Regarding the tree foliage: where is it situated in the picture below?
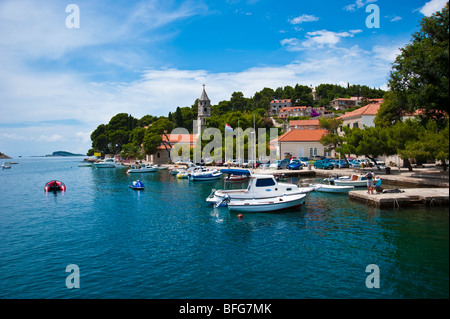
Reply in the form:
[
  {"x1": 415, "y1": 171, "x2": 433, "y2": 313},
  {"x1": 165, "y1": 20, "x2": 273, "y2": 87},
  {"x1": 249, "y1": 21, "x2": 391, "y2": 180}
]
[{"x1": 380, "y1": 3, "x2": 449, "y2": 125}]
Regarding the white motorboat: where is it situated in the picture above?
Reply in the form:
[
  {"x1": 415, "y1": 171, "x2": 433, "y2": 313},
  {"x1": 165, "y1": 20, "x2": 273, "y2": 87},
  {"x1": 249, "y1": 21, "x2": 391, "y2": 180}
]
[
  {"x1": 310, "y1": 183, "x2": 354, "y2": 193},
  {"x1": 333, "y1": 174, "x2": 380, "y2": 187},
  {"x1": 93, "y1": 158, "x2": 122, "y2": 168},
  {"x1": 189, "y1": 168, "x2": 222, "y2": 181},
  {"x1": 323, "y1": 174, "x2": 351, "y2": 183},
  {"x1": 152, "y1": 164, "x2": 168, "y2": 170},
  {"x1": 226, "y1": 193, "x2": 307, "y2": 212},
  {"x1": 126, "y1": 165, "x2": 157, "y2": 173},
  {"x1": 222, "y1": 168, "x2": 251, "y2": 182},
  {"x1": 1, "y1": 162, "x2": 12, "y2": 169},
  {"x1": 176, "y1": 163, "x2": 198, "y2": 179},
  {"x1": 207, "y1": 174, "x2": 314, "y2": 206}
]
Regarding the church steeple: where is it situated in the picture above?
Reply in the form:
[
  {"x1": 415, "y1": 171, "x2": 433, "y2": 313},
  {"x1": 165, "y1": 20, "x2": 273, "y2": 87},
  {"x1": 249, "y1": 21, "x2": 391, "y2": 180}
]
[{"x1": 197, "y1": 84, "x2": 211, "y2": 134}]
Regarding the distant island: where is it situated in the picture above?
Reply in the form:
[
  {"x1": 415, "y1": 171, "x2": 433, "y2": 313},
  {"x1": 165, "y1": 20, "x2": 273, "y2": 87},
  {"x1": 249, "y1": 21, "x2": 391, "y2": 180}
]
[
  {"x1": 45, "y1": 151, "x2": 85, "y2": 157},
  {"x1": 0, "y1": 152, "x2": 12, "y2": 159}
]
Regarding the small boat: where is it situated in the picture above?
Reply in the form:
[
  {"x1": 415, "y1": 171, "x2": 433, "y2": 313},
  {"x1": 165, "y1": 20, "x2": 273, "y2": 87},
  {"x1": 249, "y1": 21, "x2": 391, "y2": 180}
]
[
  {"x1": 93, "y1": 158, "x2": 122, "y2": 168},
  {"x1": 222, "y1": 169, "x2": 251, "y2": 182},
  {"x1": 152, "y1": 164, "x2": 168, "y2": 170},
  {"x1": 333, "y1": 174, "x2": 380, "y2": 187},
  {"x1": 189, "y1": 168, "x2": 222, "y2": 181},
  {"x1": 129, "y1": 180, "x2": 145, "y2": 190},
  {"x1": 44, "y1": 180, "x2": 66, "y2": 192},
  {"x1": 323, "y1": 174, "x2": 350, "y2": 183},
  {"x1": 226, "y1": 193, "x2": 307, "y2": 212},
  {"x1": 207, "y1": 174, "x2": 314, "y2": 206},
  {"x1": 1, "y1": 162, "x2": 12, "y2": 169},
  {"x1": 310, "y1": 183, "x2": 354, "y2": 193},
  {"x1": 126, "y1": 165, "x2": 157, "y2": 174}
]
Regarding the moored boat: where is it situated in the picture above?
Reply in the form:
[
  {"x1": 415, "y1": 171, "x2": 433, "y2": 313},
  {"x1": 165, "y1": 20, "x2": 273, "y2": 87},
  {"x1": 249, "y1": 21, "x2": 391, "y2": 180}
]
[
  {"x1": 310, "y1": 183, "x2": 354, "y2": 193},
  {"x1": 189, "y1": 168, "x2": 222, "y2": 181},
  {"x1": 126, "y1": 165, "x2": 157, "y2": 173},
  {"x1": 93, "y1": 158, "x2": 122, "y2": 168},
  {"x1": 1, "y1": 162, "x2": 12, "y2": 169},
  {"x1": 333, "y1": 174, "x2": 380, "y2": 187},
  {"x1": 222, "y1": 168, "x2": 251, "y2": 182},
  {"x1": 207, "y1": 174, "x2": 314, "y2": 206},
  {"x1": 44, "y1": 180, "x2": 66, "y2": 192},
  {"x1": 226, "y1": 193, "x2": 307, "y2": 212}
]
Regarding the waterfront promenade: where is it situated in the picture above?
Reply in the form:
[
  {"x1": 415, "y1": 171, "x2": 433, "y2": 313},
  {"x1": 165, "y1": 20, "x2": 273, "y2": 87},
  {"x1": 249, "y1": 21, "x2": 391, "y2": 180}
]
[{"x1": 158, "y1": 162, "x2": 449, "y2": 188}]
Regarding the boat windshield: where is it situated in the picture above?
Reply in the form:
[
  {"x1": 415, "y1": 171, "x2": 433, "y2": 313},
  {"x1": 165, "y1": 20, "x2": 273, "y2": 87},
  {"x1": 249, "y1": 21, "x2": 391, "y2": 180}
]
[{"x1": 255, "y1": 178, "x2": 276, "y2": 187}]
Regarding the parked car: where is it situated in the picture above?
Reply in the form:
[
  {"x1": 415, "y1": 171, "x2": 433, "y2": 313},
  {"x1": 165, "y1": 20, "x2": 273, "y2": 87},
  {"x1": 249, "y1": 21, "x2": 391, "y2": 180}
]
[
  {"x1": 269, "y1": 159, "x2": 290, "y2": 169},
  {"x1": 314, "y1": 159, "x2": 334, "y2": 170},
  {"x1": 349, "y1": 160, "x2": 362, "y2": 168},
  {"x1": 287, "y1": 159, "x2": 303, "y2": 170},
  {"x1": 334, "y1": 159, "x2": 349, "y2": 168},
  {"x1": 298, "y1": 157, "x2": 311, "y2": 166}
]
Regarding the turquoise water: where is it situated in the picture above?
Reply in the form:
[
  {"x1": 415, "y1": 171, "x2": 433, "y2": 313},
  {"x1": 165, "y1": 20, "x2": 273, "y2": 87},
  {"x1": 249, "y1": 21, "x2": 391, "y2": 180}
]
[{"x1": 0, "y1": 157, "x2": 448, "y2": 299}]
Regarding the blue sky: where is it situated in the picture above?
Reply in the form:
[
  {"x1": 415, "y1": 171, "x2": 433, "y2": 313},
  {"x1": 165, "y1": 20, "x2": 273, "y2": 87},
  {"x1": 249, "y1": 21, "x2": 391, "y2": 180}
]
[{"x1": 0, "y1": 0, "x2": 447, "y2": 156}]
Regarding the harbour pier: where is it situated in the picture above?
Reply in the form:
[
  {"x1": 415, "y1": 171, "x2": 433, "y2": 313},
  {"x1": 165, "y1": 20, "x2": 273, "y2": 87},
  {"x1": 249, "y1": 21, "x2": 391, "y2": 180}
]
[{"x1": 349, "y1": 188, "x2": 449, "y2": 208}]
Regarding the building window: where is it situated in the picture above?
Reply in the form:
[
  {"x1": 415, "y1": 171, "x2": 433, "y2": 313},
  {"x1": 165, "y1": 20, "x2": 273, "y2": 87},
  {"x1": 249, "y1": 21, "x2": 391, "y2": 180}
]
[
  {"x1": 310, "y1": 148, "x2": 313, "y2": 157},
  {"x1": 157, "y1": 152, "x2": 160, "y2": 158},
  {"x1": 353, "y1": 122, "x2": 359, "y2": 128}
]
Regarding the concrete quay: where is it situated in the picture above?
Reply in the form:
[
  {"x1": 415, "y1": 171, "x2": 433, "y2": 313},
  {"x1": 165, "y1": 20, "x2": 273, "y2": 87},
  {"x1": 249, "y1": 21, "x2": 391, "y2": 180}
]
[
  {"x1": 348, "y1": 188, "x2": 449, "y2": 208},
  {"x1": 310, "y1": 166, "x2": 449, "y2": 188}
]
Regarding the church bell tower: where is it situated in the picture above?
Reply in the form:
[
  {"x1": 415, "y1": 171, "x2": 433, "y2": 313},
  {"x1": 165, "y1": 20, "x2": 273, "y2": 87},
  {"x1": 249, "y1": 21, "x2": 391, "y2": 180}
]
[{"x1": 197, "y1": 84, "x2": 211, "y2": 134}]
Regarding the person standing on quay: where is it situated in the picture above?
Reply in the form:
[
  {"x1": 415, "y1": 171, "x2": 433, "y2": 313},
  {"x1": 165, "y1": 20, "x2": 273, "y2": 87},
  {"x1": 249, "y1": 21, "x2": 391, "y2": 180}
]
[{"x1": 365, "y1": 169, "x2": 375, "y2": 194}]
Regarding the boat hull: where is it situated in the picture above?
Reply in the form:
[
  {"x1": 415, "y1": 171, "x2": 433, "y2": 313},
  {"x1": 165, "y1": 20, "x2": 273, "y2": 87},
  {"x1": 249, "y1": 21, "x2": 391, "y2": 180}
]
[
  {"x1": 127, "y1": 168, "x2": 157, "y2": 173},
  {"x1": 311, "y1": 184, "x2": 354, "y2": 193},
  {"x1": 333, "y1": 180, "x2": 367, "y2": 187},
  {"x1": 189, "y1": 172, "x2": 222, "y2": 181},
  {"x1": 227, "y1": 194, "x2": 306, "y2": 212}
]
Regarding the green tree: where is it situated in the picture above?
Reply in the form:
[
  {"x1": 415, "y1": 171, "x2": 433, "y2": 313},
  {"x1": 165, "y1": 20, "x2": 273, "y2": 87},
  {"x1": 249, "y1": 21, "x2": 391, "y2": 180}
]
[
  {"x1": 386, "y1": 3, "x2": 449, "y2": 120},
  {"x1": 399, "y1": 120, "x2": 449, "y2": 171},
  {"x1": 142, "y1": 117, "x2": 175, "y2": 161}
]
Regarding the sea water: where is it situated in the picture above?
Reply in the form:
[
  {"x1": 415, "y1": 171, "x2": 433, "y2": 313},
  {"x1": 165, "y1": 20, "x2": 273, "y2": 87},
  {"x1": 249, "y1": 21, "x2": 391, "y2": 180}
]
[{"x1": 0, "y1": 157, "x2": 448, "y2": 299}]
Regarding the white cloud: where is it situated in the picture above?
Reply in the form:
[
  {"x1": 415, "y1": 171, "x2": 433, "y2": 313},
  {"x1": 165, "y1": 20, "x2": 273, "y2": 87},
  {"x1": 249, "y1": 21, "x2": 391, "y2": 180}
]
[
  {"x1": 419, "y1": 0, "x2": 447, "y2": 16},
  {"x1": 281, "y1": 29, "x2": 363, "y2": 50},
  {"x1": 344, "y1": 0, "x2": 378, "y2": 11},
  {"x1": 390, "y1": 16, "x2": 402, "y2": 22},
  {"x1": 290, "y1": 14, "x2": 319, "y2": 24}
]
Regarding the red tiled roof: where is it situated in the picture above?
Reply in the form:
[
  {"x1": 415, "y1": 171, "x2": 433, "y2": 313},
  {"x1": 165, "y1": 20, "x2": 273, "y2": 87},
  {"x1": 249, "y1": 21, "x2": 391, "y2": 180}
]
[
  {"x1": 272, "y1": 129, "x2": 328, "y2": 142},
  {"x1": 270, "y1": 99, "x2": 291, "y2": 103},
  {"x1": 162, "y1": 134, "x2": 197, "y2": 144},
  {"x1": 289, "y1": 119, "x2": 320, "y2": 127},
  {"x1": 338, "y1": 103, "x2": 381, "y2": 120}
]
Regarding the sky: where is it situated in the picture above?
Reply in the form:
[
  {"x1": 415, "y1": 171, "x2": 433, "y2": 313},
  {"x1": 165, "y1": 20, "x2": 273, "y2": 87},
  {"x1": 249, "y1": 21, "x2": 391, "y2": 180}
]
[{"x1": 0, "y1": 0, "x2": 447, "y2": 157}]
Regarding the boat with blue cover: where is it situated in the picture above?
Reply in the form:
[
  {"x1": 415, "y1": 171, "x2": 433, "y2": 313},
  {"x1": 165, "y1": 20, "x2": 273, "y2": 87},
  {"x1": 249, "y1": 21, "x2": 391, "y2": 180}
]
[{"x1": 129, "y1": 180, "x2": 145, "y2": 190}]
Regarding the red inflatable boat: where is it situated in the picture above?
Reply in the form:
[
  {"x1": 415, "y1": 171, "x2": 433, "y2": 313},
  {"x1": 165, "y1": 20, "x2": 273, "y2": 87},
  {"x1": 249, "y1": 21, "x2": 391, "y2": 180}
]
[{"x1": 44, "y1": 180, "x2": 66, "y2": 192}]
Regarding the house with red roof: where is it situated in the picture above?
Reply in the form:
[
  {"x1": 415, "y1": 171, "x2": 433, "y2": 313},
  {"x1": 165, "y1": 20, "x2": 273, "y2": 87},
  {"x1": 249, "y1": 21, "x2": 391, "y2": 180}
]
[
  {"x1": 146, "y1": 133, "x2": 197, "y2": 164},
  {"x1": 337, "y1": 102, "x2": 381, "y2": 134},
  {"x1": 289, "y1": 119, "x2": 320, "y2": 131},
  {"x1": 270, "y1": 129, "x2": 329, "y2": 159}
]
